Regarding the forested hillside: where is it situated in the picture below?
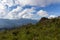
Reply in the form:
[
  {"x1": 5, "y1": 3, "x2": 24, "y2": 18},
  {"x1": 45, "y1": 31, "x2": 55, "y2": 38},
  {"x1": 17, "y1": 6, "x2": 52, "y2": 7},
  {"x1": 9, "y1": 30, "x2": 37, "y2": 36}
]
[{"x1": 0, "y1": 17, "x2": 60, "y2": 40}]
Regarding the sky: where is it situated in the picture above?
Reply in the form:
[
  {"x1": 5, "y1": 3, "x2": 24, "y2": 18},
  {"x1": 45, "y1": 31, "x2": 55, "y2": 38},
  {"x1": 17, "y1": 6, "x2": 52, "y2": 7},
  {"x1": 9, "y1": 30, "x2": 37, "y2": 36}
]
[{"x1": 0, "y1": 0, "x2": 60, "y2": 20}]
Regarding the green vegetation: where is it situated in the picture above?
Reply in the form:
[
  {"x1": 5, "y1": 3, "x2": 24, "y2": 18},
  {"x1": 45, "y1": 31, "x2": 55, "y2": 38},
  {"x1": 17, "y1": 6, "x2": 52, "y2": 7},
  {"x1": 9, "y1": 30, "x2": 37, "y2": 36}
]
[{"x1": 0, "y1": 17, "x2": 60, "y2": 40}]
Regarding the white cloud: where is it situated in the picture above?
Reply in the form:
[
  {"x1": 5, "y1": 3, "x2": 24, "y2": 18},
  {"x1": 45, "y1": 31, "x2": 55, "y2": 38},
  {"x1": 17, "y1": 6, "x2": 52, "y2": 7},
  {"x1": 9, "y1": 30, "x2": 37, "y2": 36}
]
[
  {"x1": 0, "y1": 3, "x2": 5, "y2": 9},
  {"x1": 17, "y1": 0, "x2": 60, "y2": 7},
  {"x1": 48, "y1": 15, "x2": 57, "y2": 19},
  {"x1": 18, "y1": 7, "x2": 36, "y2": 19},
  {"x1": 0, "y1": 0, "x2": 14, "y2": 7},
  {"x1": 37, "y1": 10, "x2": 48, "y2": 17},
  {"x1": 4, "y1": 6, "x2": 23, "y2": 19},
  {"x1": 22, "y1": 13, "x2": 33, "y2": 19},
  {"x1": 0, "y1": 7, "x2": 36, "y2": 20},
  {"x1": 1, "y1": 0, "x2": 60, "y2": 7},
  {"x1": 0, "y1": 5, "x2": 48, "y2": 20}
]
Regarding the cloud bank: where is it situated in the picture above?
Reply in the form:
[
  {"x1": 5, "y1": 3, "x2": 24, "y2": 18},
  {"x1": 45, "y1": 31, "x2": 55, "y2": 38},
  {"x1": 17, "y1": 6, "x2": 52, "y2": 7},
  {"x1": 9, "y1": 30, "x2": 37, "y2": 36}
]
[
  {"x1": 0, "y1": 0, "x2": 59, "y2": 20},
  {"x1": 0, "y1": 7, "x2": 48, "y2": 20},
  {"x1": 17, "y1": 0, "x2": 60, "y2": 7}
]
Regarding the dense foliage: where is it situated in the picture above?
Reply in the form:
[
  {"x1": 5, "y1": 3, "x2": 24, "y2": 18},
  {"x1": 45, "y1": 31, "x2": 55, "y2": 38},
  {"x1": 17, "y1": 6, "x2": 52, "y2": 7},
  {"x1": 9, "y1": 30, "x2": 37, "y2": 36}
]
[{"x1": 0, "y1": 17, "x2": 60, "y2": 40}]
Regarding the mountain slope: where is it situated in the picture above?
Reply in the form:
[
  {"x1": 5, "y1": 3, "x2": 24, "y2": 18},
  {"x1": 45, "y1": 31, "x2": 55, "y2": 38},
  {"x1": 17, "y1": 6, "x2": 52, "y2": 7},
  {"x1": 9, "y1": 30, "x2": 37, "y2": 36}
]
[{"x1": 0, "y1": 17, "x2": 60, "y2": 40}]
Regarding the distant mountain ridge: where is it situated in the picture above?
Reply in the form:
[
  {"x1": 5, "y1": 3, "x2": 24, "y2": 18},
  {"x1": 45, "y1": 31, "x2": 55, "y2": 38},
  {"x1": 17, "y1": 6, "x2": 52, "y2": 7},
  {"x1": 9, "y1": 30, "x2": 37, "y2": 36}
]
[
  {"x1": 0, "y1": 16, "x2": 60, "y2": 29},
  {"x1": 0, "y1": 18, "x2": 38, "y2": 29}
]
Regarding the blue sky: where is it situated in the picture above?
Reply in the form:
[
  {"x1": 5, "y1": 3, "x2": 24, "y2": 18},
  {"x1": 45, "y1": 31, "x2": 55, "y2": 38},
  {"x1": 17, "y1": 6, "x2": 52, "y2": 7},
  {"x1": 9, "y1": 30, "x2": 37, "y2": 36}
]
[
  {"x1": 27, "y1": 3, "x2": 60, "y2": 15},
  {"x1": 42, "y1": 4, "x2": 60, "y2": 16},
  {"x1": 0, "y1": 0, "x2": 60, "y2": 20},
  {"x1": 22, "y1": 3, "x2": 60, "y2": 19}
]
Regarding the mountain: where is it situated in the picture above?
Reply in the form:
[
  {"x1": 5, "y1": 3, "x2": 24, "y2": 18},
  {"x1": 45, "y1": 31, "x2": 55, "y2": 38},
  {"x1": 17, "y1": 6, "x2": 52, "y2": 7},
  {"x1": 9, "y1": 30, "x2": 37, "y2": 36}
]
[
  {"x1": 0, "y1": 17, "x2": 60, "y2": 40},
  {"x1": 0, "y1": 18, "x2": 38, "y2": 29}
]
